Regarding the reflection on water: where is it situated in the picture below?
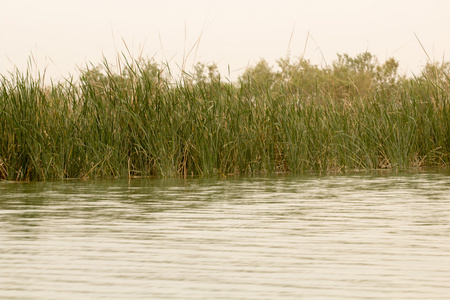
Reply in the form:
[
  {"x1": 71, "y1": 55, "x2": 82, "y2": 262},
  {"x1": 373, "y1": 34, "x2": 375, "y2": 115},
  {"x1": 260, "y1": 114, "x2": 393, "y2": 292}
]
[{"x1": 1, "y1": 171, "x2": 450, "y2": 299}]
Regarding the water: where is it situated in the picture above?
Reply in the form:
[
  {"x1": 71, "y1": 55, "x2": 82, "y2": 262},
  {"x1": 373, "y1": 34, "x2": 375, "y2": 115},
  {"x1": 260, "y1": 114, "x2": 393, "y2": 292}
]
[{"x1": 1, "y1": 171, "x2": 450, "y2": 299}]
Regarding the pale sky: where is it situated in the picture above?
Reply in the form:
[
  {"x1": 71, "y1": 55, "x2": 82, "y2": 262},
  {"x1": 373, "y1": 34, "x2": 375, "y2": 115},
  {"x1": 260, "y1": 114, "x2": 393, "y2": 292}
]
[{"x1": 1, "y1": 0, "x2": 449, "y2": 81}]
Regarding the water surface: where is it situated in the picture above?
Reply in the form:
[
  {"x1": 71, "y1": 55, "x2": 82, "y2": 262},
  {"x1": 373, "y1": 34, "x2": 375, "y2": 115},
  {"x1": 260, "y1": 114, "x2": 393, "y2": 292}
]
[{"x1": 1, "y1": 171, "x2": 450, "y2": 299}]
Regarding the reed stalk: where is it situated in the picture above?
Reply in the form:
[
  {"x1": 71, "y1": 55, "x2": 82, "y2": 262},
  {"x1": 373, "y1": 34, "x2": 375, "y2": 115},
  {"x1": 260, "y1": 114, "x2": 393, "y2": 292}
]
[{"x1": 0, "y1": 53, "x2": 448, "y2": 181}]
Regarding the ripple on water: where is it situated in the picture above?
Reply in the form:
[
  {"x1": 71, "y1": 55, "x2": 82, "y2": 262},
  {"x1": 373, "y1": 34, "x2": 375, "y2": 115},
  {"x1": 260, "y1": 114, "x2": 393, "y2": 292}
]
[{"x1": 1, "y1": 172, "x2": 450, "y2": 299}]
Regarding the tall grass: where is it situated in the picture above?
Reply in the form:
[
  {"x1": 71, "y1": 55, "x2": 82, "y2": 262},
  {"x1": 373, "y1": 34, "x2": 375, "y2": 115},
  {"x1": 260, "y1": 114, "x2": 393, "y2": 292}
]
[{"x1": 0, "y1": 53, "x2": 448, "y2": 181}]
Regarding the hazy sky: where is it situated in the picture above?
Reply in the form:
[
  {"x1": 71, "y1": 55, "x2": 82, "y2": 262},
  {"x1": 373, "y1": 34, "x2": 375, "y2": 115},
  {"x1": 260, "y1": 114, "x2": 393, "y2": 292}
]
[{"x1": 1, "y1": 0, "x2": 449, "y2": 81}]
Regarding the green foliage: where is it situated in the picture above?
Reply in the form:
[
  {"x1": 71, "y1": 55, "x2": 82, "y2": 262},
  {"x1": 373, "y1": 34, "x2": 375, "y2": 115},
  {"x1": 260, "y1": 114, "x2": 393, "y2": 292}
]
[
  {"x1": 0, "y1": 52, "x2": 448, "y2": 181},
  {"x1": 420, "y1": 61, "x2": 450, "y2": 88},
  {"x1": 239, "y1": 59, "x2": 276, "y2": 90},
  {"x1": 240, "y1": 51, "x2": 402, "y2": 101},
  {"x1": 191, "y1": 62, "x2": 221, "y2": 84}
]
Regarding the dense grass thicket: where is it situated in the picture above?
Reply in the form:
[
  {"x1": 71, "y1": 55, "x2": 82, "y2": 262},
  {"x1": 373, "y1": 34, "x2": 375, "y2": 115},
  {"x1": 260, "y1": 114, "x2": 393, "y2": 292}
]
[{"x1": 1, "y1": 52, "x2": 449, "y2": 181}]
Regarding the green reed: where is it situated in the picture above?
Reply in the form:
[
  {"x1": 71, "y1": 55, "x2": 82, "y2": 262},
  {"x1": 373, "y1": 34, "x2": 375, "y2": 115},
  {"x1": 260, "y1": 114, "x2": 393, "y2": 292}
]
[{"x1": 0, "y1": 53, "x2": 448, "y2": 181}]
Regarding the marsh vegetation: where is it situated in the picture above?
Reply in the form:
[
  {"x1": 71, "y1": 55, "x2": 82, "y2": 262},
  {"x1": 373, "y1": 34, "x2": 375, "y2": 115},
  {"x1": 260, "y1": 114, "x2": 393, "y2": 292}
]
[{"x1": 0, "y1": 52, "x2": 449, "y2": 180}]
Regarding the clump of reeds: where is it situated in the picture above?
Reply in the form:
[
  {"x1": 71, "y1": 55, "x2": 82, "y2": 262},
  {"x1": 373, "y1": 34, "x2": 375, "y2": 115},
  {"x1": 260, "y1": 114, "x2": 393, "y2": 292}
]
[{"x1": 0, "y1": 52, "x2": 448, "y2": 181}]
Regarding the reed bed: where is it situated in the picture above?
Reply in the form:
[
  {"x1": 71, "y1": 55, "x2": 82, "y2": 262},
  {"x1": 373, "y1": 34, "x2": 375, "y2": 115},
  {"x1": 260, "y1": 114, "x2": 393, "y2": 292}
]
[{"x1": 0, "y1": 53, "x2": 449, "y2": 181}]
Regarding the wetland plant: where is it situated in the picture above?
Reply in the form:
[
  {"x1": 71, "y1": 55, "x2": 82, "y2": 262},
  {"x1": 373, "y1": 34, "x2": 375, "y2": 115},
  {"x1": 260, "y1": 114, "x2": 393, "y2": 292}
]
[{"x1": 0, "y1": 52, "x2": 448, "y2": 180}]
